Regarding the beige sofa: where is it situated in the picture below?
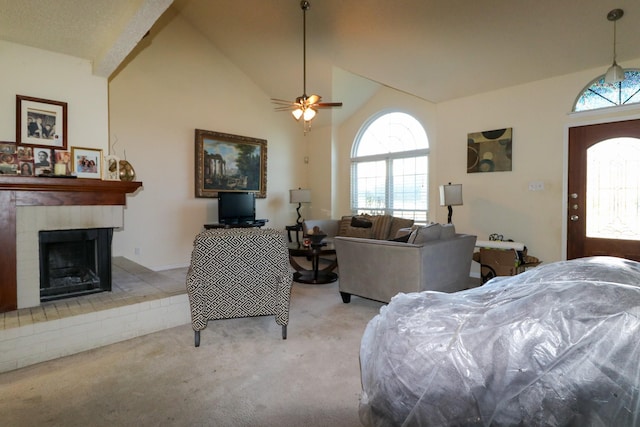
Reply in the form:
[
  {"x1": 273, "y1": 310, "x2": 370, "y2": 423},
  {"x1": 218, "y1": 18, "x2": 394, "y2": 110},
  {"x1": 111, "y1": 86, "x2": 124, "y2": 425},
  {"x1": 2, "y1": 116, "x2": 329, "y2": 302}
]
[
  {"x1": 334, "y1": 223, "x2": 477, "y2": 303},
  {"x1": 302, "y1": 214, "x2": 414, "y2": 243}
]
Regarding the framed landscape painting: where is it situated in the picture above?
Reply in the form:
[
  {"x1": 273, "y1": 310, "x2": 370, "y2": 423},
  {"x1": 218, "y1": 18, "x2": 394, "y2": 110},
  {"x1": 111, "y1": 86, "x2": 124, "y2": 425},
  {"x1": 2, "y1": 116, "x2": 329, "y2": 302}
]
[{"x1": 194, "y1": 129, "x2": 267, "y2": 198}]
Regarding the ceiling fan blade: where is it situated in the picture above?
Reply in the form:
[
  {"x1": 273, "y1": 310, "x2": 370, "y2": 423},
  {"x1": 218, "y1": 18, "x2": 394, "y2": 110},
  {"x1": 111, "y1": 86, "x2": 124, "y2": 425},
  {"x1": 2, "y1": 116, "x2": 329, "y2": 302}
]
[
  {"x1": 274, "y1": 106, "x2": 296, "y2": 111},
  {"x1": 271, "y1": 98, "x2": 297, "y2": 105},
  {"x1": 307, "y1": 94, "x2": 321, "y2": 104},
  {"x1": 313, "y1": 102, "x2": 343, "y2": 108}
]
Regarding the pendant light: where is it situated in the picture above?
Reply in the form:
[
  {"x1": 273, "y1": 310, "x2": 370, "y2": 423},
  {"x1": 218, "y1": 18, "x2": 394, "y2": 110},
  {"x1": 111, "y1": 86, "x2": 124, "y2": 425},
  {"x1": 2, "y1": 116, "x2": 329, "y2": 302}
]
[{"x1": 604, "y1": 8, "x2": 625, "y2": 84}]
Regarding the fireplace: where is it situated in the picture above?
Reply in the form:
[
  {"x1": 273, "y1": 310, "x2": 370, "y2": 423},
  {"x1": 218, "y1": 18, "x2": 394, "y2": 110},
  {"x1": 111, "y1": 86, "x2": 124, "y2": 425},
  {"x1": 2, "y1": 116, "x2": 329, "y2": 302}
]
[{"x1": 39, "y1": 228, "x2": 113, "y2": 302}]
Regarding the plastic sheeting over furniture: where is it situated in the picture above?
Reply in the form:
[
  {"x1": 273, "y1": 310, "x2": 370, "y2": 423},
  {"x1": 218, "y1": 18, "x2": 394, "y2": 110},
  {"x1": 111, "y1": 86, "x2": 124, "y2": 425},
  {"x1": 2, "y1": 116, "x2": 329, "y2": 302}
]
[{"x1": 359, "y1": 257, "x2": 640, "y2": 426}]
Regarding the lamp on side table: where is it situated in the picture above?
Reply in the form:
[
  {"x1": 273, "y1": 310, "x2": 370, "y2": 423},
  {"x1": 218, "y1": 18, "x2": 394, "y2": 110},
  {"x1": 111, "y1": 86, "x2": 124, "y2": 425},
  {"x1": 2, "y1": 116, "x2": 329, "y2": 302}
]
[
  {"x1": 439, "y1": 182, "x2": 463, "y2": 224},
  {"x1": 288, "y1": 188, "x2": 311, "y2": 242}
]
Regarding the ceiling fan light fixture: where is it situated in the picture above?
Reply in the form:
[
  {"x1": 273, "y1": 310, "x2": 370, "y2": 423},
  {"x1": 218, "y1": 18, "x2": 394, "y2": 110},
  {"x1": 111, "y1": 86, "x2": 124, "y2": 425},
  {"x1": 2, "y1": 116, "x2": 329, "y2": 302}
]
[
  {"x1": 303, "y1": 107, "x2": 316, "y2": 121},
  {"x1": 292, "y1": 108, "x2": 304, "y2": 121},
  {"x1": 604, "y1": 8, "x2": 625, "y2": 84},
  {"x1": 271, "y1": 0, "x2": 342, "y2": 134}
]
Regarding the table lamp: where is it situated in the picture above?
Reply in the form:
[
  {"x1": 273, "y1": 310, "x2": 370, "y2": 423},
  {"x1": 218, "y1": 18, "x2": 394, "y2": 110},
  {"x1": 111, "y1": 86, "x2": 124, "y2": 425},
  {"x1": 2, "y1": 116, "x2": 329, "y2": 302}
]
[
  {"x1": 439, "y1": 183, "x2": 463, "y2": 224},
  {"x1": 289, "y1": 188, "x2": 311, "y2": 225}
]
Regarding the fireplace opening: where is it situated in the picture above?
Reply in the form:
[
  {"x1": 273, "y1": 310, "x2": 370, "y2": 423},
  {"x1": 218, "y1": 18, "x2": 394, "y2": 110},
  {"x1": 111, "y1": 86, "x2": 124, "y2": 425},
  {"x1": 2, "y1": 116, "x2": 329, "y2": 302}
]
[{"x1": 39, "y1": 228, "x2": 113, "y2": 302}]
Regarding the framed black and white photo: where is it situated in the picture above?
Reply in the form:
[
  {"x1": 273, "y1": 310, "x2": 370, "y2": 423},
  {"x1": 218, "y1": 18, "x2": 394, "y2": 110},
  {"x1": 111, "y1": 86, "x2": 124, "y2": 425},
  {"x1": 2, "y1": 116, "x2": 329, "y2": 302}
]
[
  {"x1": 33, "y1": 147, "x2": 54, "y2": 176},
  {"x1": 16, "y1": 95, "x2": 67, "y2": 149}
]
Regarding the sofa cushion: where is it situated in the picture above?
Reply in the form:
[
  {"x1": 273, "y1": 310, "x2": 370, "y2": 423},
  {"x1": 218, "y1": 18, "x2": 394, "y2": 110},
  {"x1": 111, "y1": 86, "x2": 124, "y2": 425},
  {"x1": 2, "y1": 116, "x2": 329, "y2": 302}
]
[
  {"x1": 344, "y1": 226, "x2": 374, "y2": 239},
  {"x1": 338, "y1": 216, "x2": 353, "y2": 236},
  {"x1": 389, "y1": 217, "x2": 414, "y2": 241},
  {"x1": 440, "y1": 223, "x2": 456, "y2": 240},
  {"x1": 337, "y1": 214, "x2": 413, "y2": 240},
  {"x1": 410, "y1": 223, "x2": 442, "y2": 244}
]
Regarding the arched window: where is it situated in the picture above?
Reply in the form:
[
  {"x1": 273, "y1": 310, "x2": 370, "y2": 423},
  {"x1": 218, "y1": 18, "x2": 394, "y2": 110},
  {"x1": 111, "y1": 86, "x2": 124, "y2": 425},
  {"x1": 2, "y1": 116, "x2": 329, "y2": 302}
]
[
  {"x1": 351, "y1": 112, "x2": 429, "y2": 222},
  {"x1": 574, "y1": 70, "x2": 640, "y2": 112}
]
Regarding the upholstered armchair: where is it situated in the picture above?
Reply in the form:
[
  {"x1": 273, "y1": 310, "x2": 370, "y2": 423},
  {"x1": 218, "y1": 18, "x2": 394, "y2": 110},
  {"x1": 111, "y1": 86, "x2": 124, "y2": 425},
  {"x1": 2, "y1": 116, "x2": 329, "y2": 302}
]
[{"x1": 186, "y1": 228, "x2": 293, "y2": 347}]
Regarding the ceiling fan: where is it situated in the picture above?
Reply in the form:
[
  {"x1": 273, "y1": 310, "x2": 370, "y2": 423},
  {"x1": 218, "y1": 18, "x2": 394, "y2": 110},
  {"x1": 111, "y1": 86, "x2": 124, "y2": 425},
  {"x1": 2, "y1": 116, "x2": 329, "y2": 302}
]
[{"x1": 271, "y1": 0, "x2": 342, "y2": 133}]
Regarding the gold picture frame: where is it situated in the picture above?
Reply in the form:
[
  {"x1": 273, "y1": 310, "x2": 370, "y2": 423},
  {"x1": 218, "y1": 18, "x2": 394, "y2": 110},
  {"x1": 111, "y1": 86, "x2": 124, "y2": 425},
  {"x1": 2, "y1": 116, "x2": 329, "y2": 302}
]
[{"x1": 194, "y1": 129, "x2": 267, "y2": 198}]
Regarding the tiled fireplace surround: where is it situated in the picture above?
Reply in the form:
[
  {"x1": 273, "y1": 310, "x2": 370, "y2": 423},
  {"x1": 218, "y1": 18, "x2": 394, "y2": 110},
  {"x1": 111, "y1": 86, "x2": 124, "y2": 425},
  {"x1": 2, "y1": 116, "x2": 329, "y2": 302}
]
[{"x1": 1, "y1": 187, "x2": 190, "y2": 373}]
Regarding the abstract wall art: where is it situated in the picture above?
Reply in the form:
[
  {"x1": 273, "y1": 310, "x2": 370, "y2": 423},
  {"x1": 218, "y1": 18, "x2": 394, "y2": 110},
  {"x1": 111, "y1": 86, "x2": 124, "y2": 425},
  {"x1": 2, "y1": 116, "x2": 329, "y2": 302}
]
[{"x1": 467, "y1": 128, "x2": 512, "y2": 173}]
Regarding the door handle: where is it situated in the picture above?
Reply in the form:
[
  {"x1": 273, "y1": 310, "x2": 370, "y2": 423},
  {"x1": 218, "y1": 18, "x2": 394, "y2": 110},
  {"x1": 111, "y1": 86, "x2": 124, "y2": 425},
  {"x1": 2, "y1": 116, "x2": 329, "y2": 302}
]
[
  {"x1": 570, "y1": 215, "x2": 579, "y2": 222},
  {"x1": 570, "y1": 193, "x2": 578, "y2": 199}
]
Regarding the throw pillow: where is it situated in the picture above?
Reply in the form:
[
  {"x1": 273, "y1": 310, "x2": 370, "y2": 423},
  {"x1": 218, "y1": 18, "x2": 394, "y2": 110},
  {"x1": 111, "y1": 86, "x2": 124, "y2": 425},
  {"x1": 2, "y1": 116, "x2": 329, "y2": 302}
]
[
  {"x1": 369, "y1": 214, "x2": 393, "y2": 240},
  {"x1": 412, "y1": 223, "x2": 442, "y2": 244},
  {"x1": 351, "y1": 216, "x2": 373, "y2": 228},
  {"x1": 440, "y1": 223, "x2": 456, "y2": 239}
]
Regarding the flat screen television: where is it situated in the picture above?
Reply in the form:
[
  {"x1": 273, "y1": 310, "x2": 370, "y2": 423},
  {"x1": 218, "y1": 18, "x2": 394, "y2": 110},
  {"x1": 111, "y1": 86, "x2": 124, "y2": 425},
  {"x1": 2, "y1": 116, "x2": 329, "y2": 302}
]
[{"x1": 218, "y1": 192, "x2": 256, "y2": 224}]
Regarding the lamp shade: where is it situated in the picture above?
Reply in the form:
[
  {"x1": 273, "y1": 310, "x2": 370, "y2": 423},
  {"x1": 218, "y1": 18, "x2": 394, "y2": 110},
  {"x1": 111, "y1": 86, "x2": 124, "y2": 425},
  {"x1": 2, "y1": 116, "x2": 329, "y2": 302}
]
[
  {"x1": 290, "y1": 189, "x2": 311, "y2": 204},
  {"x1": 439, "y1": 184, "x2": 463, "y2": 206}
]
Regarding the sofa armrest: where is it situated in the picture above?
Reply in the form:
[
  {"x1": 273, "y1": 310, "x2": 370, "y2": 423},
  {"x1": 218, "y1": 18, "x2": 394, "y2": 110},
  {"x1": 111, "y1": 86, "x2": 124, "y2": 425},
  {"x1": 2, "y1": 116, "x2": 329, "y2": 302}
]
[
  {"x1": 335, "y1": 236, "x2": 426, "y2": 303},
  {"x1": 417, "y1": 234, "x2": 477, "y2": 292}
]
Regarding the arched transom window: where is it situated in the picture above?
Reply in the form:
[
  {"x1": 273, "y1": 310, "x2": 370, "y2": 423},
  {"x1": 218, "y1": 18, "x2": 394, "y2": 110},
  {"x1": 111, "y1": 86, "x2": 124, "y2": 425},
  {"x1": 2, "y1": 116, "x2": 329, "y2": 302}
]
[
  {"x1": 574, "y1": 70, "x2": 640, "y2": 112},
  {"x1": 351, "y1": 112, "x2": 429, "y2": 222}
]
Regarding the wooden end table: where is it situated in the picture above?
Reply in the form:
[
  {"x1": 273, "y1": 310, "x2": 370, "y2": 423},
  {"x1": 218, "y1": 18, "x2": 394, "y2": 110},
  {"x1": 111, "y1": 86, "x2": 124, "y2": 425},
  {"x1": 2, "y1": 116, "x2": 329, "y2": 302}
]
[{"x1": 287, "y1": 242, "x2": 338, "y2": 284}]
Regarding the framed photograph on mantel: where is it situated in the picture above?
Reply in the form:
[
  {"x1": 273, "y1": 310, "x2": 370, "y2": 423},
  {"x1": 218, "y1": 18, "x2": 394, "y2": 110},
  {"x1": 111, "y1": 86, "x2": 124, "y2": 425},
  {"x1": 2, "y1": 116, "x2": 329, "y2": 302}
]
[
  {"x1": 16, "y1": 95, "x2": 67, "y2": 149},
  {"x1": 71, "y1": 146, "x2": 103, "y2": 179},
  {"x1": 195, "y1": 129, "x2": 267, "y2": 198}
]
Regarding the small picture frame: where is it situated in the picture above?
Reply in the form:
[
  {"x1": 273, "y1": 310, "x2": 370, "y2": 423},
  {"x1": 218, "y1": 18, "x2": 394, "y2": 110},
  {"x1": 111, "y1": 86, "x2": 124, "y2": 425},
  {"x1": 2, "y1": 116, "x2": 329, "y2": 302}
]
[
  {"x1": 54, "y1": 150, "x2": 72, "y2": 176},
  {"x1": 71, "y1": 147, "x2": 103, "y2": 179},
  {"x1": 19, "y1": 161, "x2": 34, "y2": 176},
  {"x1": 33, "y1": 147, "x2": 54, "y2": 176},
  {"x1": 16, "y1": 95, "x2": 67, "y2": 149},
  {"x1": 0, "y1": 142, "x2": 18, "y2": 175}
]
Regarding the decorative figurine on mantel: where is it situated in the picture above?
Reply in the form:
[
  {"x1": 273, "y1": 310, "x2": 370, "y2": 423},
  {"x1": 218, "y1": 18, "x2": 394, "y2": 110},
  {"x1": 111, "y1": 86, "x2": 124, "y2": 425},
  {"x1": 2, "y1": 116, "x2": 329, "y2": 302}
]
[
  {"x1": 109, "y1": 136, "x2": 136, "y2": 181},
  {"x1": 104, "y1": 155, "x2": 120, "y2": 180}
]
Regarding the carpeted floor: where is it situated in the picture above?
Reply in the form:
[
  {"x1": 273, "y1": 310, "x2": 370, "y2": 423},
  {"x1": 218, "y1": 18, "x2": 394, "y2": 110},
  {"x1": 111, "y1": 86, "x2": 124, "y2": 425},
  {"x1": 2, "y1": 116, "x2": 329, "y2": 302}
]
[{"x1": 0, "y1": 278, "x2": 384, "y2": 427}]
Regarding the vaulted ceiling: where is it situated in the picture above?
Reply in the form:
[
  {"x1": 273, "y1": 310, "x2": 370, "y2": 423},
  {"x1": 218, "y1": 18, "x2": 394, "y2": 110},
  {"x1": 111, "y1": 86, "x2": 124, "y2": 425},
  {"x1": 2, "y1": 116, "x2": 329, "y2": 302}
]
[{"x1": 2, "y1": 0, "x2": 639, "y2": 106}]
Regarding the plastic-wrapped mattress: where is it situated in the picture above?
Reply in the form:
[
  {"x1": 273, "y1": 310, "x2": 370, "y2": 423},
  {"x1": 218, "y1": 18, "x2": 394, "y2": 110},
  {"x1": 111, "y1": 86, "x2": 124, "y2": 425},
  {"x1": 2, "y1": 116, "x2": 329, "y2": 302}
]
[{"x1": 359, "y1": 257, "x2": 640, "y2": 426}]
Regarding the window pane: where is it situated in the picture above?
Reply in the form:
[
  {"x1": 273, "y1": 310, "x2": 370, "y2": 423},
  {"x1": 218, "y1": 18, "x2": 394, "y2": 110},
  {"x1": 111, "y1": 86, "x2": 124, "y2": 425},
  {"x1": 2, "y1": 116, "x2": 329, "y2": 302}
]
[
  {"x1": 391, "y1": 157, "x2": 427, "y2": 220},
  {"x1": 586, "y1": 137, "x2": 640, "y2": 240},
  {"x1": 356, "y1": 112, "x2": 428, "y2": 156},
  {"x1": 352, "y1": 161, "x2": 387, "y2": 213}
]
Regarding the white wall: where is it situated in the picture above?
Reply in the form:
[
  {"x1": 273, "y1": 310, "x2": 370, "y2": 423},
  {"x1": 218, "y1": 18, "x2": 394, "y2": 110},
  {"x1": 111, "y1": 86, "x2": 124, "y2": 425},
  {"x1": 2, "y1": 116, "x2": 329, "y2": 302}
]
[
  {"x1": 437, "y1": 61, "x2": 640, "y2": 263},
  {"x1": 108, "y1": 9, "x2": 304, "y2": 270},
  {"x1": 0, "y1": 40, "x2": 108, "y2": 150}
]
